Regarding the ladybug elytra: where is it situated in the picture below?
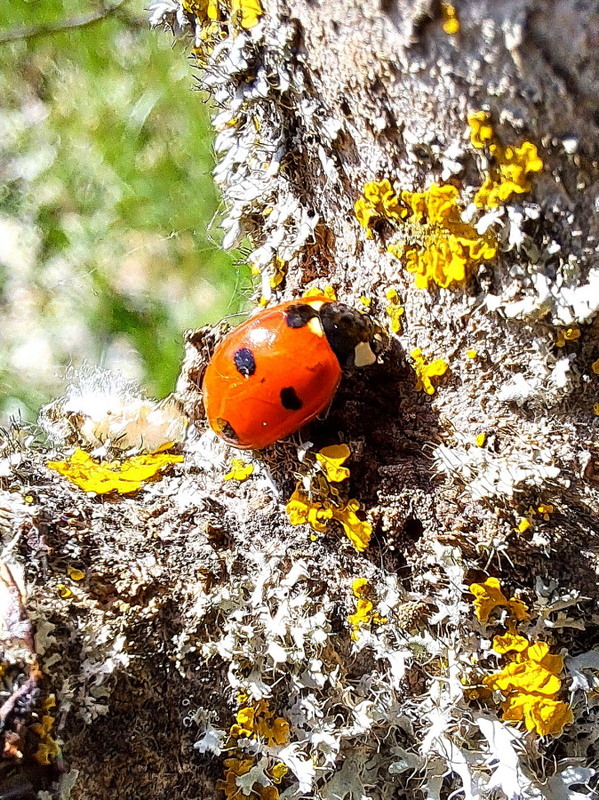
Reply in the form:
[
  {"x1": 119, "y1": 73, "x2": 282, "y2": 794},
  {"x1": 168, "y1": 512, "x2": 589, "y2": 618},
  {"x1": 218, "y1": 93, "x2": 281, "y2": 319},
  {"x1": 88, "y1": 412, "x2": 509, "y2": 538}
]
[{"x1": 202, "y1": 296, "x2": 384, "y2": 450}]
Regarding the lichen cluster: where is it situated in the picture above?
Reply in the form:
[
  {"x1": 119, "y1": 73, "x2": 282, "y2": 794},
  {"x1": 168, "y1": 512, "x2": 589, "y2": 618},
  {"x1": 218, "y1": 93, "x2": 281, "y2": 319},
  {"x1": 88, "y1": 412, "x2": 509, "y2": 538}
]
[
  {"x1": 151, "y1": 0, "x2": 328, "y2": 305},
  {"x1": 286, "y1": 444, "x2": 372, "y2": 551},
  {"x1": 410, "y1": 348, "x2": 448, "y2": 395},
  {"x1": 180, "y1": 0, "x2": 263, "y2": 63},
  {"x1": 33, "y1": 371, "x2": 599, "y2": 797},
  {"x1": 217, "y1": 698, "x2": 289, "y2": 800},
  {"x1": 180, "y1": 543, "x2": 599, "y2": 800},
  {"x1": 356, "y1": 180, "x2": 498, "y2": 290},
  {"x1": 353, "y1": 112, "x2": 544, "y2": 294},
  {"x1": 468, "y1": 112, "x2": 544, "y2": 209},
  {"x1": 47, "y1": 448, "x2": 183, "y2": 494},
  {"x1": 470, "y1": 578, "x2": 573, "y2": 737},
  {"x1": 347, "y1": 578, "x2": 387, "y2": 640},
  {"x1": 466, "y1": 111, "x2": 598, "y2": 326}
]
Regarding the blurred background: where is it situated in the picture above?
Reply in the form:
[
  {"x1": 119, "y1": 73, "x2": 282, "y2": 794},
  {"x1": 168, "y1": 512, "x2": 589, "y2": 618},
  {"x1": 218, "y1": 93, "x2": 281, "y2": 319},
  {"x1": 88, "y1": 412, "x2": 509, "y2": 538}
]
[{"x1": 0, "y1": 0, "x2": 249, "y2": 424}]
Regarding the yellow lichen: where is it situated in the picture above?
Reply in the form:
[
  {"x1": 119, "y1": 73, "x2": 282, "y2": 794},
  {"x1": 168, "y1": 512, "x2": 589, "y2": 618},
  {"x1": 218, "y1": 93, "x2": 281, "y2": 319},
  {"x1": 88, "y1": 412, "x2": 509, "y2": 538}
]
[
  {"x1": 348, "y1": 578, "x2": 387, "y2": 640},
  {"x1": 492, "y1": 631, "x2": 530, "y2": 654},
  {"x1": 348, "y1": 598, "x2": 374, "y2": 636},
  {"x1": 303, "y1": 284, "x2": 337, "y2": 300},
  {"x1": 218, "y1": 756, "x2": 281, "y2": 800},
  {"x1": 67, "y1": 567, "x2": 85, "y2": 581},
  {"x1": 185, "y1": 1, "x2": 224, "y2": 65},
  {"x1": 411, "y1": 348, "x2": 448, "y2": 394},
  {"x1": 474, "y1": 433, "x2": 487, "y2": 447},
  {"x1": 556, "y1": 327, "x2": 581, "y2": 347},
  {"x1": 516, "y1": 517, "x2": 533, "y2": 533},
  {"x1": 269, "y1": 257, "x2": 287, "y2": 290},
  {"x1": 466, "y1": 349, "x2": 478, "y2": 359},
  {"x1": 333, "y1": 499, "x2": 372, "y2": 552},
  {"x1": 357, "y1": 115, "x2": 541, "y2": 291},
  {"x1": 385, "y1": 288, "x2": 405, "y2": 334},
  {"x1": 508, "y1": 597, "x2": 531, "y2": 622},
  {"x1": 470, "y1": 579, "x2": 571, "y2": 736},
  {"x1": 185, "y1": 0, "x2": 263, "y2": 66},
  {"x1": 354, "y1": 179, "x2": 406, "y2": 238},
  {"x1": 270, "y1": 763, "x2": 288, "y2": 782},
  {"x1": 484, "y1": 639, "x2": 573, "y2": 737},
  {"x1": 183, "y1": 0, "x2": 263, "y2": 30},
  {"x1": 286, "y1": 486, "x2": 334, "y2": 533},
  {"x1": 316, "y1": 444, "x2": 351, "y2": 483},
  {"x1": 217, "y1": 757, "x2": 253, "y2": 800},
  {"x1": 219, "y1": 698, "x2": 290, "y2": 800},
  {"x1": 474, "y1": 141, "x2": 543, "y2": 209},
  {"x1": 468, "y1": 111, "x2": 544, "y2": 208},
  {"x1": 285, "y1": 486, "x2": 371, "y2": 551},
  {"x1": 182, "y1": 0, "x2": 214, "y2": 20},
  {"x1": 352, "y1": 577, "x2": 369, "y2": 595},
  {"x1": 225, "y1": 458, "x2": 254, "y2": 482},
  {"x1": 231, "y1": 0, "x2": 263, "y2": 29},
  {"x1": 468, "y1": 111, "x2": 496, "y2": 150},
  {"x1": 231, "y1": 699, "x2": 290, "y2": 745},
  {"x1": 32, "y1": 696, "x2": 60, "y2": 765},
  {"x1": 470, "y1": 577, "x2": 509, "y2": 623},
  {"x1": 356, "y1": 179, "x2": 496, "y2": 290},
  {"x1": 517, "y1": 502, "x2": 554, "y2": 531},
  {"x1": 537, "y1": 503, "x2": 554, "y2": 519},
  {"x1": 440, "y1": 1, "x2": 460, "y2": 34},
  {"x1": 47, "y1": 448, "x2": 183, "y2": 494},
  {"x1": 286, "y1": 441, "x2": 371, "y2": 550},
  {"x1": 401, "y1": 224, "x2": 494, "y2": 288},
  {"x1": 470, "y1": 577, "x2": 530, "y2": 624},
  {"x1": 390, "y1": 184, "x2": 497, "y2": 289},
  {"x1": 591, "y1": 359, "x2": 599, "y2": 375},
  {"x1": 502, "y1": 694, "x2": 573, "y2": 737}
]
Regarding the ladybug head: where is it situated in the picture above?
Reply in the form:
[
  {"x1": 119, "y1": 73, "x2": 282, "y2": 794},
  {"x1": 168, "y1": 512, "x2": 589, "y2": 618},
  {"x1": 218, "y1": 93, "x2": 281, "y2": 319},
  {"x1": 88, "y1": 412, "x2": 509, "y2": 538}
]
[{"x1": 319, "y1": 302, "x2": 387, "y2": 369}]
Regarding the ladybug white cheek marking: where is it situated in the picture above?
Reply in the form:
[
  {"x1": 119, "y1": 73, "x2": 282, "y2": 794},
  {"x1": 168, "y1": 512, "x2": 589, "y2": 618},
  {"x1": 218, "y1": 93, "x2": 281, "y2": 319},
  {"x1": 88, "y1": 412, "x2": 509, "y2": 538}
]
[
  {"x1": 307, "y1": 317, "x2": 324, "y2": 337},
  {"x1": 354, "y1": 340, "x2": 377, "y2": 367}
]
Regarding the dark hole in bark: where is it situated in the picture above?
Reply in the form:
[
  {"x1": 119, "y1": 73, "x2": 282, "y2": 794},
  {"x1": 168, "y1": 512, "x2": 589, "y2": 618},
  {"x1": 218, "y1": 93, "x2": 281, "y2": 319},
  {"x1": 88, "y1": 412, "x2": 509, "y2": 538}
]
[{"x1": 402, "y1": 516, "x2": 424, "y2": 541}]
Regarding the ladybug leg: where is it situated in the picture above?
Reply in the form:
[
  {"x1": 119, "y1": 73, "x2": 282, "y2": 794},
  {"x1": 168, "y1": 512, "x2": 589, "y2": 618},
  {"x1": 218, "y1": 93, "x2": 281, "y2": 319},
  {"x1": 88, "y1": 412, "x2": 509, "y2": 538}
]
[
  {"x1": 293, "y1": 430, "x2": 314, "y2": 454},
  {"x1": 316, "y1": 397, "x2": 335, "y2": 421}
]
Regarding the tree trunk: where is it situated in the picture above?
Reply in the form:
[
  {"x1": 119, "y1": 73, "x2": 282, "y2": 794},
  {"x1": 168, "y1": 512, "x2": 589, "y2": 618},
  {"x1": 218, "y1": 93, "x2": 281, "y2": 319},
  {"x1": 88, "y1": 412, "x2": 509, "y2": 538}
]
[{"x1": 1, "y1": 1, "x2": 598, "y2": 799}]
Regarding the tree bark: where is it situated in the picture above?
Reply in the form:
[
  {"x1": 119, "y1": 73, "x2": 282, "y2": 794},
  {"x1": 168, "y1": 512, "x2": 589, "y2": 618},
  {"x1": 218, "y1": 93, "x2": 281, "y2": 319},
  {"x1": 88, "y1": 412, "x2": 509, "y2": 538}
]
[{"x1": 1, "y1": 1, "x2": 598, "y2": 799}]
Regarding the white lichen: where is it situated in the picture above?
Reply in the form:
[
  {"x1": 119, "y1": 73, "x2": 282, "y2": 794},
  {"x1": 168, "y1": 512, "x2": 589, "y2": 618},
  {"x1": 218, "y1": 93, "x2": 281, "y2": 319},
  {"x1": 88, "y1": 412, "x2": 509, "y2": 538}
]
[{"x1": 39, "y1": 366, "x2": 187, "y2": 454}]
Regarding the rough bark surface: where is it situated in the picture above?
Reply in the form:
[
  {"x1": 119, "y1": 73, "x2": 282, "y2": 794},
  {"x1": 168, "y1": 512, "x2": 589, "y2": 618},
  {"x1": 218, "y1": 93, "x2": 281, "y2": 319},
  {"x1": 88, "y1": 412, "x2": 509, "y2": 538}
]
[{"x1": 1, "y1": 2, "x2": 598, "y2": 799}]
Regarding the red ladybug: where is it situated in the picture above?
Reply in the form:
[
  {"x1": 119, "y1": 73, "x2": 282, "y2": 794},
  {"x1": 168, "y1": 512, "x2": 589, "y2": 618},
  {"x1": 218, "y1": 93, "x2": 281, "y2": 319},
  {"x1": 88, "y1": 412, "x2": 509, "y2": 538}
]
[{"x1": 202, "y1": 295, "x2": 384, "y2": 449}]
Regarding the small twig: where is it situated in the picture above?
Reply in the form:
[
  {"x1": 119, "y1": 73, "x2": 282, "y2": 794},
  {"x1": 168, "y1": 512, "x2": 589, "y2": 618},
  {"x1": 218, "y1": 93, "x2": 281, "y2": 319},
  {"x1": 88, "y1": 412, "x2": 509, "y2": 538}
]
[
  {"x1": 0, "y1": 0, "x2": 128, "y2": 46},
  {"x1": 0, "y1": 562, "x2": 35, "y2": 653}
]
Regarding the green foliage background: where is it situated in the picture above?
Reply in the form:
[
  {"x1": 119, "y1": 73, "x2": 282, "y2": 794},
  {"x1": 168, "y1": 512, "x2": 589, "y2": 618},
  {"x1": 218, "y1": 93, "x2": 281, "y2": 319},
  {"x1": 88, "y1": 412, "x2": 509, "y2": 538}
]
[{"x1": 0, "y1": 0, "x2": 248, "y2": 422}]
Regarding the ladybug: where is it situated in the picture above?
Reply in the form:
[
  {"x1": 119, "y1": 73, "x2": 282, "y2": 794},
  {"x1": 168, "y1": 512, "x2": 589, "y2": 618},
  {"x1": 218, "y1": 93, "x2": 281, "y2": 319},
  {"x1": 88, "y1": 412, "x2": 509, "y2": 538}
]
[{"x1": 202, "y1": 295, "x2": 385, "y2": 449}]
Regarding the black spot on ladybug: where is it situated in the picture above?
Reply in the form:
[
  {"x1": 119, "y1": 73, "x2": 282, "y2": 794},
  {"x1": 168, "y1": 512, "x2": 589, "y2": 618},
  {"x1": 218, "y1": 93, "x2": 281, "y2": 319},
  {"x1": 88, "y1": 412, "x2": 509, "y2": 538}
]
[
  {"x1": 280, "y1": 386, "x2": 303, "y2": 411},
  {"x1": 233, "y1": 347, "x2": 256, "y2": 377},
  {"x1": 216, "y1": 418, "x2": 240, "y2": 443},
  {"x1": 285, "y1": 303, "x2": 318, "y2": 329}
]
